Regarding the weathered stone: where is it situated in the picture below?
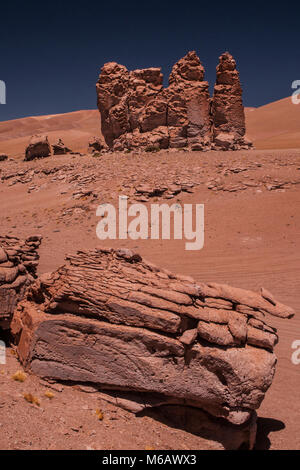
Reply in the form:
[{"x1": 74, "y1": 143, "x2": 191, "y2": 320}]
[
  {"x1": 228, "y1": 311, "x2": 247, "y2": 344},
  {"x1": 96, "y1": 62, "x2": 130, "y2": 148},
  {"x1": 96, "y1": 51, "x2": 244, "y2": 152},
  {"x1": 211, "y1": 52, "x2": 252, "y2": 150},
  {"x1": 197, "y1": 321, "x2": 235, "y2": 346},
  {"x1": 197, "y1": 282, "x2": 295, "y2": 319},
  {"x1": 9, "y1": 248, "x2": 293, "y2": 449},
  {"x1": 88, "y1": 136, "x2": 108, "y2": 153},
  {"x1": 179, "y1": 328, "x2": 198, "y2": 345},
  {"x1": 25, "y1": 135, "x2": 51, "y2": 161},
  {"x1": 0, "y1": 235, "x2": 42, "y2": 329},
  {"x1": 52, "y1": 138, "x2": 71, "y2": 155},
  {"x1": 247, "y1": 326, "x2": 278, "y2": 351},
  {"x1": 96, "y1": 51, "x2": 252, "y2": 152},
  {"x1": 204, "y1": 297, "x2": 233, "y2": 310},
  {"x1": 165, "y1": 51, "x2": 212, "y2": 150}
]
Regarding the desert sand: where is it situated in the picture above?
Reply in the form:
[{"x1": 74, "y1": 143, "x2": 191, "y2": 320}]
[{"x1": 245, "y1": 96, "x2": 300, "y2": 149}]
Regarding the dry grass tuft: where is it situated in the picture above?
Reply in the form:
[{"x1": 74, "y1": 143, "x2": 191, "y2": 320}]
[{"x1": 12, "y1": 370, "x2": 27, "y2": 382}]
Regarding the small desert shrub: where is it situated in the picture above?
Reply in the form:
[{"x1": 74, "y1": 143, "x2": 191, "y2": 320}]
[
  {"x1": 12, "y1": 370, "x2": 27, "y2": 382},
  {"x1": 95, "y1": 408, "x2": 104, "y2": 421},
  {"x1": 24, "y1": 393, "x2": 40, "y2": 406},
  {"x1": 145, "y1": 145, "x2": 160, "y2": 153},
  {"x1": 91, "y1": 151, "x2": 101, "y2": 158}
]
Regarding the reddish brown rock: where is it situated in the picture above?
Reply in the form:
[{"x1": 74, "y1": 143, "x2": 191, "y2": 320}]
[
  {"x1": 165, "y1": 51, "x2": 212, "y2": 150},
  {"x1": 0, "y1": 235, "x2": 42, "y2": 329},
  {"x1": 25, "y1": 134, "x2": 51, "y2": 161},
  {"x1": 52, "y1": 138, "x2": 71, "y2": 155},
  {"x1": 211, "y1": 52, "x2": 252, "y2": 150},
  {"x1": 96, "y1": 51, "x2": 252, "y2": 152},
  {"x1": 128, "y1": 68, "x2": 164, "y2": 132},
  {"x1": 10, "y1": 247, "x2": 293, "y2": 448},
  {"x1": 96, "y1": 51, "x2": 212, "y2": 151},
  {"x1": 88, "y1": 136, "x2": 108, "y2": 153},
  {"x1": 96, "y1": 62, "x2": 130, "y2": 148}
]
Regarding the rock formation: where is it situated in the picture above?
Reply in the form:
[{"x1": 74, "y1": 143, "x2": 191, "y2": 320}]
[
  {"x1": 11, "y1": 247, "x2": 293, "y2": 449},
  {"x1": 96, "y1": 51, "x2": 251, "y2": 152},
  {"x1": 211, "y1": 52, "x2": 251, "y2": 150},
  {"x1": 25, "y1": 135, "x2": 51, "y2": 161},
  {"x1": 88, "y1": 136, "x2": 108, "y2": 154},
  {"x1": 0, "y1": 235, "x2": 42, "y2": 329},
  {"x1": 52, "y1": 138, "x2": 71, "y2": 155},
  {"x1": 0, "y1": 153, "x2": 8, "y2": 162},
  {"x1": 165, "y1": 51, "x2": 211, "y2": 150}
]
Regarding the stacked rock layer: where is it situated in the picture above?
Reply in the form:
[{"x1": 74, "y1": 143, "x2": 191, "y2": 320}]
[
  {"x1": 0, "y1": 235, "x2": 42, "y2": 329},
  {"x1": 11, "y1": 248, "x2": 293, "y2": 448}
]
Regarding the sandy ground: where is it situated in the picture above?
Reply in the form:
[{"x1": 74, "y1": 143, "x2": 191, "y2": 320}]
[{"x1": 0, "y1": 148, "x2": 300, "y2": 450}]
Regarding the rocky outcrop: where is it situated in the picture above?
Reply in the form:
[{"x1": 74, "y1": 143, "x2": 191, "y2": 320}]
[
  {"x1": 211, "y1": 52, "x2": 252, "y2": 150},
  {"x1": 88, "y1": 136, "x2": 108, "y2": 154},
  {"x1": 25, "y1": 135, "x2": 51, "y2": 161},
  {"x1": 0, "y1": 153, "x2": 8, "y2": 162},
  {"x1": 0, "y1": 235, "x2": 42, "y2": 329},
  {"x1": 11, "y1": 247, "x2": 293, "y2": 448},
  {"x1": 96, "y1": 51, "x2": 251, "y2": 152},
  {"x1": 52, "y1": 139, "x2": 71, "y2": 155}
]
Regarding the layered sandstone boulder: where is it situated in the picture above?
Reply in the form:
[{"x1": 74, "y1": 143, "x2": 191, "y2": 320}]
[
  {"x1": 11, "y1": 248, "x2": 293, "y2": 448},
  {"x1": 25, "y1": 135, "x2": 51, "y2": 161},
  {"x1": 52, "y1": 138, "x2": 71, "y2": 155},
  {"x1": 96, "y1": 51, "x2": 252, "y2": 152},
  {"x1": 0, "y1": 235, "x2": 42, "y2": 329},
  {"x1": 211, "y1": 52, "x2": 252, "y2": 150}
]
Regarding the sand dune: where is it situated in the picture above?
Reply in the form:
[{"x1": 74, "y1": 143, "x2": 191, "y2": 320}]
[
  {"x1": 0, "y1": 110, "x2": 101, "y2": 156},
  {"x1": 245, "y1": 96, "x2": 300, "y2": 149}
]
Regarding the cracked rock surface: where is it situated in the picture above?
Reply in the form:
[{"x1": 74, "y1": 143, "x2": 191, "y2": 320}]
[{"x1": 11, "y1": 247, "x2": 293, "y2": 448}]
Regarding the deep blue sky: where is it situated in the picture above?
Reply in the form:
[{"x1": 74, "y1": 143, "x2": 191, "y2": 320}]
[{"x1": 0, "y1": 1, "x2": 299, "y2": 121}]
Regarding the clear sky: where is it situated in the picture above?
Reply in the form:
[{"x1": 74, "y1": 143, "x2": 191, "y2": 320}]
[{"x1": 0, "y1": 0, "x2": 299, "y2": 121}]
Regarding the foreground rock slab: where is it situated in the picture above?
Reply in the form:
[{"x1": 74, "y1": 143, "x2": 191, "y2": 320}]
[
  {"x1": 0, "y1": 235, "x2": 42, "y2": 329},
  {"x1": 11, "y1": 248, "x2": 294, "y2": 449}
]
